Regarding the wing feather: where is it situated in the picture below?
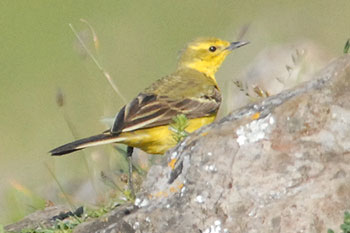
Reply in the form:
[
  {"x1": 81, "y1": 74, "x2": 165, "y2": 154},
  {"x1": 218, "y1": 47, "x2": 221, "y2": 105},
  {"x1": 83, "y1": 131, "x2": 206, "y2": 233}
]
[
  {"x1": 111, "y1": 70, "x2": 222, "y2": 134},
  {"x1": 111, "y1": 89, "x2": 221, "y2": 134}
]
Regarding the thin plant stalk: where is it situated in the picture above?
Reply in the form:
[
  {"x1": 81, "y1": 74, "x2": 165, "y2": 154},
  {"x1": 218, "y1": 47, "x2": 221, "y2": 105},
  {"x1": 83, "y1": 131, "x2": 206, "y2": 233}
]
[
  {"x1": 69, "y1": 23, "x2": 127, "y2": 104},
  {"x1": 56, "y1": 88, "x2": 98, "y2": 195},
  {"x1": 45, "y1": 162, "x2": 75, "y2": 211}
]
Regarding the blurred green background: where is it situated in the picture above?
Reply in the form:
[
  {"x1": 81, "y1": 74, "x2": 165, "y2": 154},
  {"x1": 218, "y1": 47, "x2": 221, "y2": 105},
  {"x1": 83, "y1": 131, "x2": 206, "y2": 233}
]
[{"x1": 0, "y1": 0, "x2": 348, "y2": 224}]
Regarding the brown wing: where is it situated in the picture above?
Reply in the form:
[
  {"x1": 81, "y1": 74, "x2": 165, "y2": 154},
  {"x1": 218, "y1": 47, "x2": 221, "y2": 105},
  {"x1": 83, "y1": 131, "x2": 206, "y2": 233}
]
[{"x1": 111, "y1": 88, "x2": 221, "y2": 134}]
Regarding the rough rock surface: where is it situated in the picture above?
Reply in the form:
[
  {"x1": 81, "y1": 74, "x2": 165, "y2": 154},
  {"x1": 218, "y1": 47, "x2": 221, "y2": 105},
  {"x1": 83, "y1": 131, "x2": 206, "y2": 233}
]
[
  {"x1": 125, "y1": 55, "x2": 350, "y2": 233},
  {"x1": 6, "y1": 55, "x2": 350, "y2": 233},
  {"x1": 4, "y1": 205, "x2": 69, "y2": 232},
  {"x1": 73, "y1": 205, "x2": 135, "y2": 233}
]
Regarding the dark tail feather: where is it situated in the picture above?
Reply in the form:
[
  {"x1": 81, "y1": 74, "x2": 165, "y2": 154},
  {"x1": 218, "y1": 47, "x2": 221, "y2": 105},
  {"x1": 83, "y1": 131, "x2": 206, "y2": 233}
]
[{"x1": 50, "y1": 133, "x2": 122, "y2": 156}]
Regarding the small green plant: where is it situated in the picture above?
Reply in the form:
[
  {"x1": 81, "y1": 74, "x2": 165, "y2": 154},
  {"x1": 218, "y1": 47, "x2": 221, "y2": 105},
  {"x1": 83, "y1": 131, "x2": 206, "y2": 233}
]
[
  {"x1": 169, "y1": 114, "x2": 189, "y2": 142},
  {"x1": 19, "y1": 218, "x2": 79, "y2": 233},
  {"x1": 18, "y1": 208, "x2": 85, "y2": 233},
  {"x1": 344, "y1": 39, "x2": 350, "y2": 54},
  {"x1": 86, "y1": 207, "x2": 110, "y2": 218},
  {"x1": 328, "y1": 211, "x2": 350, "y2": 233}
]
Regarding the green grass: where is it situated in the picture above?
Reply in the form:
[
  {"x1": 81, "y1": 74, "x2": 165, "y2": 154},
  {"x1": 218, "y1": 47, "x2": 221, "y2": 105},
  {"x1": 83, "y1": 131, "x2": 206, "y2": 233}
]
[
  {"x1": 328, "y1": 211, "x2": 350, "y2": 233},
  {"x1": 14, "y1": 200, "x2": 127, "y2": 233}
]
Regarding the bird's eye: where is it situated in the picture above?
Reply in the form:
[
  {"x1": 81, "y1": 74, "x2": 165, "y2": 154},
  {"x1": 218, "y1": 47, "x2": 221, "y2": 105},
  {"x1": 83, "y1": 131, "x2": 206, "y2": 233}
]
[{"x1": 209, "y1": 46, "x2": 217, "y2": 52}]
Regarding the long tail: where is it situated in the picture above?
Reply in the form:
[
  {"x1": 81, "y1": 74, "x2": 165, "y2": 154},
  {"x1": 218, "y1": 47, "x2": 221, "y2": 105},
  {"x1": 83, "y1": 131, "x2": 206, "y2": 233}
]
[{"x1": 50, "y1": 132, "x2": 123, "y2": 156}]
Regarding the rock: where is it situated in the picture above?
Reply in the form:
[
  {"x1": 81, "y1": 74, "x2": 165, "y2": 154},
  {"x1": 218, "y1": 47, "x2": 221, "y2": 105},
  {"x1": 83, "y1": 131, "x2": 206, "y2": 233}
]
[
  {"x1": 4, "y1": 205, "x2": 69, "y2": 232},
  {"x1": 124, "y1": 55, "x2": 350, "y2": 233},
  {"x1": 73, "y1": 204, "x2": 135, "y2": 233}
]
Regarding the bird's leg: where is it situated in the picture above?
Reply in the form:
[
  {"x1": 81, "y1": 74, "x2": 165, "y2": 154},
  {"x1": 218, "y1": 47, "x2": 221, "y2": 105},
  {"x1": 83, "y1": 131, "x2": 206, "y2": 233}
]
[{"x1": 127, "y1": 146, "x2": 135, "y2": 198}]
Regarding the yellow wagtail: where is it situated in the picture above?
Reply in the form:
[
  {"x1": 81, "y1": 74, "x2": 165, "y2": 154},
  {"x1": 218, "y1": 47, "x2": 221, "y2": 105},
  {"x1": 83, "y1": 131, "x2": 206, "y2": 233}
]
[{"x1": 50, "y1": 37, "x2": 248, "y2": 162}]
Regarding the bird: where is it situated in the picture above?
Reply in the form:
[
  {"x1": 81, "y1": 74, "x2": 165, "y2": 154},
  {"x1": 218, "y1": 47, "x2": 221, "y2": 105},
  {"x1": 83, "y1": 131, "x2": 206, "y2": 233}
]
[{"x1": 50, "y1": 37, "x2": 249, "y2": 192}]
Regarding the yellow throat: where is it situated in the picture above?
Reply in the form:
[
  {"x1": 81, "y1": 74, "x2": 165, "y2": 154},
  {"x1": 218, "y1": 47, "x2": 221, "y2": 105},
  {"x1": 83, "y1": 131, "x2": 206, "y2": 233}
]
[{"x1": 177, "y1": 38, "x2": 248, "y2": 80}]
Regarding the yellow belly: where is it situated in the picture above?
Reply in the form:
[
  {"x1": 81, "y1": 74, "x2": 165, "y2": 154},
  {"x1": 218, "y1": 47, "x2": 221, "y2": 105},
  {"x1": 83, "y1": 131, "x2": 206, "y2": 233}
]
[{"x1": 118, "y1": 115, "x2": 216, "y2": 154}]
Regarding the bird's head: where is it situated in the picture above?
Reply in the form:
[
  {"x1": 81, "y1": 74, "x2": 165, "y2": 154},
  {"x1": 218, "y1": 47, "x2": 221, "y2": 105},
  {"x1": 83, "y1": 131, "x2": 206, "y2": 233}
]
[{"x1": 178, "y1": 38, "x2": 249, "y2": 77}]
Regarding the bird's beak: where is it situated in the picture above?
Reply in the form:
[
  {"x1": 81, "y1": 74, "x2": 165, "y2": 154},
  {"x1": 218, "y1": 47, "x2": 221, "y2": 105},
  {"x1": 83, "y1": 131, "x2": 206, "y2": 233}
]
[{"x1": 226, "y1": 41, "x2": 250, "y2": 50}]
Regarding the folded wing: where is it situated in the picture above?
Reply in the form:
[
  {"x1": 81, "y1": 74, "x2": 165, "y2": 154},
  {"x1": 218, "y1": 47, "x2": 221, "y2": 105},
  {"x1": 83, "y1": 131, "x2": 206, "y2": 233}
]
[{"x1": 111, "y1": 89, "x2": 221, "y2": 134}]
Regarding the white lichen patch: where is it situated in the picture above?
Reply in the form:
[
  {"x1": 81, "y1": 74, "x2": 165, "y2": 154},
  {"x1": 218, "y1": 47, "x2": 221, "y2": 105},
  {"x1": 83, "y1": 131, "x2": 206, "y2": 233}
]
[
  {"x1": 134, "y1": 198, "x2": 141, "y2": 206},
  {"x1": 171, "y1": 151, "x2": 178, "y2": 159},
  {"x1": 208, "y1": 164, "x2": 217, "y2": 171},
  {"x1": 133, "y1": 221, "x2": 140, "y2": 230},
  {"x1": 135, "y1": 198, "x2": 149, "y2": 208},
  {"x1": 203, "y1": 219, "x2": 222, "y2": 233},
  {"x1": 180, "y1": 186, "x2": 186, "y2": 197},
  {"x1": 248, "y1": 208, "x2": 257, "y2": 217},
  {"x1": 236, "y1": 114, "x2": 275, "y2": 146},
  {"x1": 195, "y1": 195, "x2": 205, "y2": 203},
  {"x1": 214, "y1": 220, "x2": 221, "y2": 225},
  {"x1": 205, "y1": 164, "x2": 217, "y2": 172}
]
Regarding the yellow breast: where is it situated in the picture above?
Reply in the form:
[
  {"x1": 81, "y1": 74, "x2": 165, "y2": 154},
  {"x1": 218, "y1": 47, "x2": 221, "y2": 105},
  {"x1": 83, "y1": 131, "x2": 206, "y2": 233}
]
[{"x1": 119, "y1": 115, "x2": 216, "y2": 154}]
